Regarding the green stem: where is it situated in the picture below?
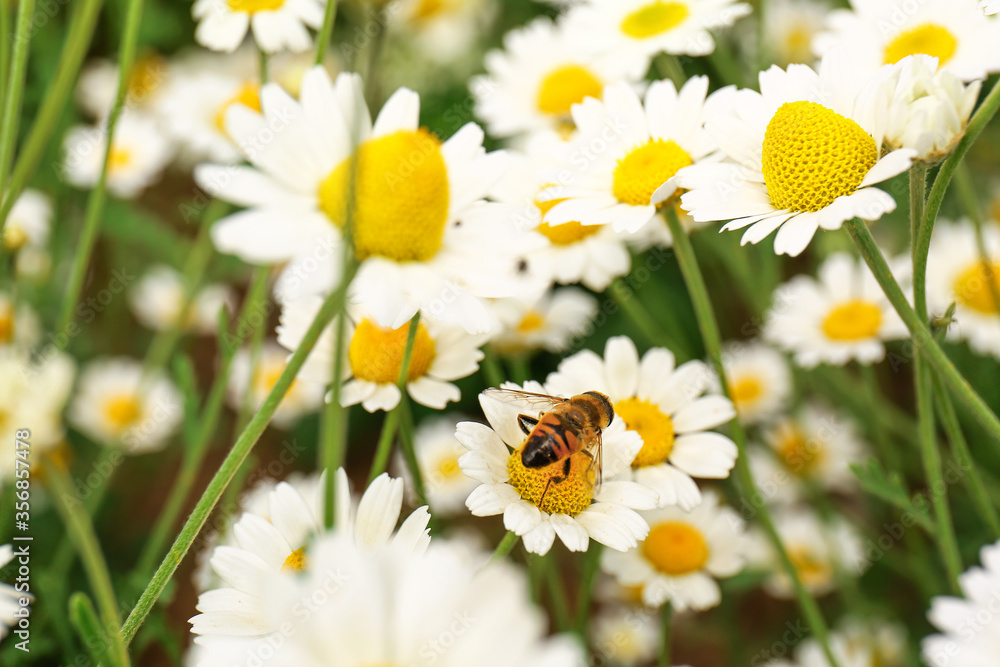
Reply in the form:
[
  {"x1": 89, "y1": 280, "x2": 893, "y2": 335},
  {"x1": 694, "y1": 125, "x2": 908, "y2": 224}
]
[
  {"x1": 480, "y1": 347, "x2": 505, "y2": 388},
  {"x1": 609, "y1": 278, "x2": 686, "y2": 353},
  {"x1": 0, "y1": 0, "x2": 35, "y2": 189},
  {"x1": 120, "y1": 269, "x2": 355, "y2": 645},
  {"x1": 490, "y1": 530, "x2": 519, "y2": 561},
  {"x1": 68, "y1": 592, "x2": 114, "y2": 667},
  {"x1": 0, "y1": 0, "x2": 9, "y2": 106},
  {"x1": 508, "y1": 355, "x2": 531, "y2": 385},
  {"x1": 314, "y1": 0, "x2": 339, "y2": 66},
  {"x1": 397, "y1": 398, "x2": 428, "y2": 507},
  {"x1": 953, "y1": 163, "x2": 1000, "y2": 317},
  {"x1": 657, "y1": 602, "x2": 673, "y2": 667},
  {"x1": 665, "y1": 208, "x2": 841, "y2": 667},
  {"x1": 542, "y1": 553, "x2": 572, "y2": 632},
  {"x1": 575, "y1": 544, "x2": 602, "y2": 635},
  {"x1": 653, "y1": 54, "x2": 686, "y2": 89},
  {"x1": 367, "y1": 312, "x2": 421, "y2": 482},
  {"x1": 58, "y1": 0, "x2": 146, "y2": 333},
  {"x1": 234, "y1": 269, "x2": 270, "y2": 432},
  {"x1": 258, "y1": 49, "x2": 269, "y2": 83}
]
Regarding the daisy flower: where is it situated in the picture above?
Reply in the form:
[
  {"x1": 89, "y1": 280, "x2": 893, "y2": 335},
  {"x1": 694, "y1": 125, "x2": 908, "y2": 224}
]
[
  {"x1": 813, "y1": 0, "x2": 1000, "y2": 82},
  {"x1": 68, "y1": 357, "x2": 182, "y2": 453},
  {"x1": 923, "y1": 539, "x2": 1000, "y2": 667},
  {"x1": 3, "y1": 188, "x2": 51, "y2": 252},
  {"x1": 457, "y1": 381, "x2": 657, "y2": 555},
  {"x1": 192, "y1": 533, "x2": 584, "y2": 667},
  {"x1": 0, "y1": 545, "x2": 29, "y2": 641},
  {"x1": 489, "y1": 287, "x2": 598, "y2": 357},
  {"x1": 472, "y1": 16, "x2": 636, "y2": 138},
  {"x1": 75, "y1": 53, "x2": 170, "y2": 120},
  {"x1": 927, "y1": 220, "x2": 1000, "y2": 358},
  {"x1": 718, "y1": 340, "x2": 792, "y2": 425},
  {"x1": 227, "y1": 342, "x2": 325, "y2": 428},
  {"x1": 196, "y1": 67, "x2": 520, "y2": 334},
  {"x1": 547, "y1": 336, "x2": 738, "y2": 511},
  {"x1": 757, "y1": 0, "x2": 830, "y2": 67},
  {"x1": 128, "y1": 265, "x2": 234, "y2": 334},
  {"x1": 62, "y1": 113, "x2": 174, "y2": 199},
  {"x1": 399, "y1": 414, "x2": 479, "y2": 517},
  {"x1": 390, "y1": 0, "x2": 497, "y2": 66},
  {"x1": 278, "y1": 296, "x2": 487, "y2": 412},
  {"x1": 190, "y1": 468, "x2": 431, "y2": 641},
  {"x1": 796, "y1": 620, "x2": 906, "y2": 667},
  {"x1": 676, "y1": 55, "x2": 916, "y2": 256},
  {"x1": 0, "y1": 293, "x2": 40, "y2": 351},
  {"x1": 602, "y1": 490, "x2": 748, "y2": 611},
  {"x1": 764, "y1": 252, "x2": 908, "y2": 367},
  {"x1": 564, "y1": 0, "x2": 752, "y2": 79},
  {"x1": 591, "y1": 605, "x2": 660, "y2": 665},
  {"x1": 193, "y1": 0, "x2": 325, "y2": 54},
  {"x1": 539, "y1": 77, "x2": 732, "y2": 235}
]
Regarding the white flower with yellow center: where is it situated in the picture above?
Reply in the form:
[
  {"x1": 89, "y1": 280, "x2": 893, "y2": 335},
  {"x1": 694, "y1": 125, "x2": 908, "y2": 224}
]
[
  {"x1": 813, "y1": 0, "x2": 1000, "y2": 82},
  {"x1": 62, "y1": 113, "x2": 174, "y2": 199},
  {"x1": 457, "y1": 381, "x2": 656, "y2": 555},
  {"x1": 3, "y1": 188, "x2": 51, "y2": 252},
  {"x1": 927, "y1": 220, "x2": 1000, "y2": 358},
  {"x1": 718, "y1": 341, "x2": 791, "y2": 425},
  {"x1": 75, "y1": 54, "x2": 170, "y2": 119},
  {"x1": 197, "y1": 67, "x2": 518, "y2": 334},
  {"x1": 67, "y1": 357, "x2": 182, "y2": 453},
  {"x1": 191, "y1": 469, "x2": 431, "y2": 641},
  {"x1": 758, "y1": 0, "x2": 829, "y2": 67},
  {"x1": 539, "y1": 77, "x2": 729, "y2": 235},
  {"x1": 0, "y1": 293, "x2": 40, "y2": 351},
  {"x1": 128, "y1": 265, "x2": 235, "y2": 334},
  {"x1": 676, "y1": 56, "x2": 916, "y2": 256},
  {"x1": 193, "y1": 0, "x2": 325, "y2": 54},
  {"x1": 923, "y1": 540, "x2": 1000, "y2": 667},
  {"x1": 564, "y1": 0, "x2": 752, "y2": 79},
  {"x1": 547, "y1": 336, "x2": 738, "y2": 511},
  {"x1": 602, "y1": 491, "x2": 748, "y2": 611},
  {"x1": 472, "y1": 16, "x2": 636, "y2": 138},
  {"x1": 489, "y1": 288, "x2": 598, "y2": 357},
  {"x1": 796, "y1": 621, "x2": 906, "y2": 667},
  {"x1": 391, "y1": 0, "x2": 497, "y2": 65},
  {"x1": 764, "y1": 253, "x2": 907, "y2": 367},
  {"x1": 278, "y1": 296, "x2": 487, "y2": 412},
  {"x1": 591, "y1": 605, "x2": 659, "y2": 665},
  {"x1": 227, "y1": 342, "x2": 325, "y2": 428},
  {"x1": 400, "y1": 414, "x2": 479, "y2": 516}
]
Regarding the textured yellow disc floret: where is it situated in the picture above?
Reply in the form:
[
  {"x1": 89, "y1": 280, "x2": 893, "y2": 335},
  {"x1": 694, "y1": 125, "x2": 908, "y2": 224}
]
[
  {"x1": 507, "y1": 447, "x2": 595, "y2": 516},
  {"x1": 348, "y1": 318, "x2": 436, "y2": 384},
  {"x1": 613, "y1": 139, "x2": 692, "y2": 207},
  {"x1": 954, "y1": 261, "x2": 1000, "y2": 314},
  {"x1": 227, "y1": 0, "x2": 285, "y2": 12},
  {"x1": 775, "y1": 425, "x2": 823, "y2": 476},
  {"x1": 615, "y1": 397, "x2": 675, "y2": 468},
  {"x1": 821, "y1": 299, "x2": 883, "y2": 341},
  {"x1": 762, "y1": 101, "x2": 877, "y2": 213},
  {"x1": 883, "y1": 24, "x2": 958, "y2": 66},
  {"x1": 642, "y1": 520, "x2": 709, "y2": 575},
  {"x1": 620, "y1": 1, "x2": 690, "y2": 39},
  {"x1": 535, "y1": 196, "x2": 603, "y2": 245},
  {"x1": 536, "y1": 65, "x2": 604, "y2": 117},
  {"x1": 282, "y1": 546, "x2": 307, "y2": 572},
  {"x1": 215, "y1": 83, "x2": 262, "y2": 133},
  {"x1": 730, "y1": 375, "x2": 763, "y2": 411},
  {"x1": 318, "y1": 129, "x2": 450, "y2": 262},
  {"x1": 104, "y1": 395, "x2": 141, "y2": 431}
]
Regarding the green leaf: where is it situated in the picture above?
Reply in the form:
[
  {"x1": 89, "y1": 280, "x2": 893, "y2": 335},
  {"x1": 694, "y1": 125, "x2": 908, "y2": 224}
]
[{"x1": 851, "y1": 458, "x2": 933, "y2": 531}]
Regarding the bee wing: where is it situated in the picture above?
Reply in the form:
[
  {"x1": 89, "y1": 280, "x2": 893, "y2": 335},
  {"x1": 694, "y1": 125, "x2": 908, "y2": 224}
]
[
  {"x1": 592, "y1": 430, "x2": 604, "y2": 492},
  {"x1": 481, "y1": 388, "x2": 567, "y2": 415}
]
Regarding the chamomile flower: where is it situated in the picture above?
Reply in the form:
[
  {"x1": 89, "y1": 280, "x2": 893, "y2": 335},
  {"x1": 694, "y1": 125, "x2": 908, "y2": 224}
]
[
  {"x1": 718, "y1": 341, "x2": 792, "y2": 425},
  {"x1": 197, "y1": 67, "x2": 520, "y2": 334},
  {"x1": 75, "y1": 54, "x2": 170, "y2": 119},
  {"x1": 227, "y1": 342, "x2": 325, "y2": 428},
  {"x1": 764, "y1": 253, "x2": 907, "y2": 367},
  {"x1": 128, "y1": 265, "x2": 234, "y2": 334},
  {"x1": 923, "y1": 539, "x2": 1000, "y2": 667},
  {"x1": 277, "y1": 296, "x2": 487, "y2": 412},
  {"x1": 68, "y1": 357, "x2": 182, "y2": 453},
  {"x1": 193, "y1": 0, "x2": 325, "y2": 54},
  {"x1": 457, "y1": 381, "x2": 657, "y2": 555},
  {"x1": 190, "y1": 469, "x2": 431, "y2": 641},
  {"x1": 796, "y1": 621, "x2": 906, "y2": 667},
  {"x1": 390, "y1": 0, "x2": 497, "y2": 66},
  {"x1": 489, "y1": 288, "x2": 598, "y2": 357},
  {"x1": 602, "y1": 490, "x2": 748, "y2": 611},
  {"x1": 0, "y1": 293, "x2": 40, "y2": 351},
  {"x1": 565, "y1": 0, "x2": 752, "y2": 79},
  {"x1": 401, "y1": 414, "x2": 479, "y2": 516},
  {"x1": 813, "y1": 0, "x2": 1000, "y2": 82},
  {"x1": 0, "y1": 545, "x2": 28, "y2": 641},
  {"x1": 591, "y1": 606, "x2": 660, "y2": 665},
  {"x1": 539, "y1": 77, "x2": 730, "y2": 235},
  {"x1": 472, "y1": 16, "x2": 635, "y2": 138},
  {"x1": 758, "y1": 0, "x2": 830, "y2": 67},
  {"x1": 676, "y1": 55, "x2": 916, "y2": 256},
  {"x1": 547, "y1": 336, "x2": 738, "y2": 511},
  {"x1": 62, "y1": 113, "x2": 174, "y2": 199},
  {"x1": 927, "y1": 220, "x2": 1000, "y2": 358},
  {"x1": 3, "y1": 189, "x2": 51, "y2": 252}
]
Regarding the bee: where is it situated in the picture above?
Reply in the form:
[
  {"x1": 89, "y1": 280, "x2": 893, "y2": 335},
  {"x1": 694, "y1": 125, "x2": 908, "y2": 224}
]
[{"x1": 483, "y1": 388, "x2": 614, "y2": 506}]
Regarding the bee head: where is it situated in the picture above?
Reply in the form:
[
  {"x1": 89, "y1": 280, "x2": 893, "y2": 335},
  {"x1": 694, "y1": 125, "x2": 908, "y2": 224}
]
[{"x1": 584, "y1": 391, "x2": 614, "y2": 430}]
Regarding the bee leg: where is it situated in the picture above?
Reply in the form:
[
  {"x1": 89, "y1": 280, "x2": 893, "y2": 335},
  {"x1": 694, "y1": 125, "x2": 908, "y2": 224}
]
[
  {"x1": 538, "y1": 458, "x2": 572, "y2": 508},
  {"x1": 517, "y1": 414, "x2": 539, "y2": 436},
  {"x1": 581, "y1": 449, "x2": 594, "y2": 471}
]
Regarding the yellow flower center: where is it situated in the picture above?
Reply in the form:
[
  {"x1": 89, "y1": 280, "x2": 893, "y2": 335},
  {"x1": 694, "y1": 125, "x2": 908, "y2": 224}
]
[
  {"x1": 761, "y1": 101, "x2": 877, "y2": 213},
  {"x1": 730, "y1": 375, "x2": 764, "y2": 411},
  {"x1": 883, "y1": 24, "x2": 958, "y2": 66},
  {"x1": 227, "y1": 0, "x2": 285, "y2": 13},
  {"x1": 281, "y1": 546, "x2": 307, "y2": 572},
  {"x1": 517, "y1": 311, "x2": 546, "y2": 333},
  {"x1": 412, "y1": 0, "x2": 447, "y2": 22},
  {"x1": 953, "y1": 261, "x2": 1000, "y2": 314},
  {"x1": 507, "y1": 447, "x2": 595, "y2": 516},
  {"x1": 620, "y1": 1, "x2": 690, "y2": 39},
  {"x1": 127, "y1": 53, "x2": 166, "y2": 103},
  {"x1": 535, "y1": 196, "x2": 603, "y2": 245},
  {"x1": 434, "y1": 454, "x2": 464, "y2": 481},
  {"x1": 214, "y1": 82, "x2": 262, "y2": 134},
  {"x1": 821, "y1": 299, "x2": 883, "y2": 341},
  {"x1": 615, "y1": 397, "x2": 675, "y2": 468},
  {"x1": 318, "y1": 129, "x2": 450, "y2": 263},
  {"x1": 775, "y1": 425, "x2": 823, "y2": 475},
  {"x1": 0, "y1": 307, "x2": 11, "y2": 344},
  {"x1": 788, "y1": 547, "x2": 832, "y2": 588},
  {"x1": 108, "y1": 147, "x2": 133, "y2": 174},
  {"x1": 254, "y1": 364, "x2": 297, "y2": 397},
  {"x1": 781, "y1": 24, "x2": 815, "y2": 65},
  {"x1": 348, "y1": 318, "x2": 436, "y2": 384},
  {"x1": 104, "y1": 394, "x2": 142, "y2": 431},
  {"x1": 642, "y1": 520, "x2": 709, "y2": 576},
  {"x1": 613, "y1": 139, "x2": 692, "y2": 207},
  {"x1": 536, "y1": 65, "x2": 604, "y2": 117},
  {"x1": 2, "y1": 225, "x2": 28, "y2": 251}
]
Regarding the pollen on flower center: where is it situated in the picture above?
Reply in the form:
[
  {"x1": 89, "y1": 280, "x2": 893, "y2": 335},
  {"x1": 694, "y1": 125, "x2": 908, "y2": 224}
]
[
  {"x1": 517, "y1": 311, "x2": 546, "y2": 332},
  {"x1": 104, "y1": 394, "x2": 142, "y2": 431},
  {"x1": 613, "y1": 139, "x2": 692, "y2": 207},
  {"x1": 434, "y1": 454, "x2": 463, "y2": 481},
  {"x1": 536, "y1": 65, "x2": 604, "y2": 117},
  {"x1": 507, "y1": 447, "x2": 595, "y2": 516},
  {"x1": 953, "y1": 261, "x2": 1000, "y2": 314},
  {"x1": 821, "y1": 299, "x2": 883, "y2": 341},
  {"x1": 348, "y1": 318, "x2": 436, "y2": 384},
  {"x1": 227, "y1": 0, "x2": 285, "y2": 13},
  {"x1": 642, "y1": 520, "x2": 709, "y2": 576},
  {"x1": 282, "y1": 546, "x2": 308, "y2": 572},
  {"x1": 215, "y1": 82, "x2": 262, "y2": 134},
  {"x1": 318, "y1": 129, "x2": 450, "y2": 263},
  {"x1": 761, "y1": 101, "x2": 877, "y2": 213},
  {"x1": 730, "y1": 375, "x2": 764, "y2": 410},
  {"x1": 620, "y1": 1, "x2": 690, "y2": 39},
  {"x1": 883, "y1": 23, "x2": 958, "y2": 66},
  {"x1": 614, "y1": 397, "x2": 675, "y2": 468},
  {"x1": 535, "y1": 196, "x2": 603, "y2": 245},
  {"x1": 776, "y1": 427, "x2": 823, "y2": 475}
]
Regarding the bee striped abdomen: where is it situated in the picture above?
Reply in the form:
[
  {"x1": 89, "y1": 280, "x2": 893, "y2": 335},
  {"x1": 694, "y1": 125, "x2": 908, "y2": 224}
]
[{"x1": 522, "y1": 411, "x2": 577, "y2": 468}]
